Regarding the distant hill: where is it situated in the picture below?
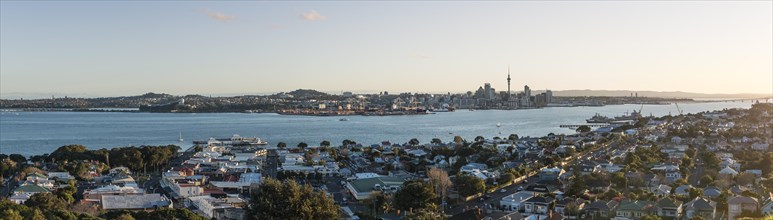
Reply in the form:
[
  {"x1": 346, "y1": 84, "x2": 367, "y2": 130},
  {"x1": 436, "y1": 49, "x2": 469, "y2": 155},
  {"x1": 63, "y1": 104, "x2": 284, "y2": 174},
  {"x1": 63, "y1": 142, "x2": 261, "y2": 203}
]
[
  {"x1": 287, "y1": 89, "x2": 330, "y2": 98},
  {"x1": 551, "y1": 90, "x2": 770, "y2": 99}
]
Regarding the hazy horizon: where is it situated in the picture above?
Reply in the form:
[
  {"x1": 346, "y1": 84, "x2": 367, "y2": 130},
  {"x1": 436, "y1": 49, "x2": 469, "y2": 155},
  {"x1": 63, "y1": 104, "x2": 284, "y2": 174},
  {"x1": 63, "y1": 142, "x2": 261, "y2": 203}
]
[
  {"x1": 1, "y1": 89, "x2": 770, "y2": 100},
  {"x1": 1, "y1": 1, "x2": 772, "y2": 97}
]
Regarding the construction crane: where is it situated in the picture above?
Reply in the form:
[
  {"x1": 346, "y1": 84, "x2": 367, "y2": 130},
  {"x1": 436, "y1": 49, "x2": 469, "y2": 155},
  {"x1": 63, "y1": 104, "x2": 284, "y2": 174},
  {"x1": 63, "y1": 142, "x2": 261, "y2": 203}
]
[{"x1": 674, "y1": 102, "x2": 683, "y2": 115}]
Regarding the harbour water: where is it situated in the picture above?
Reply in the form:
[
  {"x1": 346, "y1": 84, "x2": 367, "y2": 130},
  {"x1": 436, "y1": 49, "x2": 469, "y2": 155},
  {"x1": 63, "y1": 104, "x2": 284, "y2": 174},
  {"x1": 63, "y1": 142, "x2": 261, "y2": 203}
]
[{"x1": 0, "y1": 101, "x2": 760, "y2": 156}]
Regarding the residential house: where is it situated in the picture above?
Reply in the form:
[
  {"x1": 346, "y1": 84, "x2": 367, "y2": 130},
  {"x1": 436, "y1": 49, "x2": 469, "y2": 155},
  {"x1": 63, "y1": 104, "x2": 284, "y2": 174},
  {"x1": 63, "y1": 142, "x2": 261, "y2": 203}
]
[
  {"x1": 9, "y1": 185, "x2": 50, "y2": 204},
  {"x1": 703, "y1": 187, "x2": 722, "y2": 199},
  {"x1": 524, "y1": 184, "x2": 551, "y2": 195},
  {"x1": 675, "y1": 185, "x2": 692, "y2": 197},
  {"x1": 583, "y1": 200, "x2": 618, "y2": 219},
  {"x1": 651, "y1": 184, "x2": 672, "y2": 197},
  {"x1": 655, "y1": 198, "x2": 683, "y2": 219},
  {"x1": 727, "y1": 196, "x2": 759, "y2": 220},
  {"x1": 719, "y1": 167, "x2": 740, "y2": 177},
  {"x1": 500, "y1": 191, "x2": 534, "y2": 212},
  {"x1": 762, "y1": 193, "x2": 773, "y2": 216},
  {"x1": 47, "y1": 172, "x2": 74, "y2": 181},
  {"x1": 523, "y1": 196, "x2": 554, "y2": 215},
  {"x1": 554, "y1": 197, "x2": 585, "y2": 219},
  {"x1": 614, "y1": 200, "x2": 655, "y2": 220},
  {"x1": 683, "y1": 197, "x2": 715, "y2": 220},
  {"x1": 539, "y1": 167, "x2": 565, "y2": 182},
  {"x1": 83, "y1": 184, "x2": 144, "y2": 202}
]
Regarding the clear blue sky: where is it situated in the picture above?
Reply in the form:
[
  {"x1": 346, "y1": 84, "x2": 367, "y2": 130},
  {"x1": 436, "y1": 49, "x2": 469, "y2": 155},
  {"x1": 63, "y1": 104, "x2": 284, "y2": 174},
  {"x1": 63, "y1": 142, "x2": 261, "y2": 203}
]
[{"x1": 1, "y1": 1, "x2": 771, "y2": 98}]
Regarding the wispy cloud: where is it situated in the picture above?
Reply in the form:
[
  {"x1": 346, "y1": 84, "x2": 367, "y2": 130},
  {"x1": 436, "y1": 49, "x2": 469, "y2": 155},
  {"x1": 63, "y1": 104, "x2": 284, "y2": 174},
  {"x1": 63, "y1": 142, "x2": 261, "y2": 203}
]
[
  {"x1": 201, "y1": 9, "x2": 234, "y2": 22},
  {"x1": 300, "y1": 10, "x2": 326, "y2": 21}
]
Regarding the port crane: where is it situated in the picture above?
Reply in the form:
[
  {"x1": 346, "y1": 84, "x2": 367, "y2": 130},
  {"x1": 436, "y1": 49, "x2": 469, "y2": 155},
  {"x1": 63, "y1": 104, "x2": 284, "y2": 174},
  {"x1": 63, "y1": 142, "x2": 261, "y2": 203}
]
[{"x1": 674, "y1": 102, "x2": 684, "y2": 115}]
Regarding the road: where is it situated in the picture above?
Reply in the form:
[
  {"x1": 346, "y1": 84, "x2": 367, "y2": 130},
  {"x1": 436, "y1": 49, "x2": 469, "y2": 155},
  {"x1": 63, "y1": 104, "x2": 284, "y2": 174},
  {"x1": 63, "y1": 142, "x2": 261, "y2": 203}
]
[{"x1": 447, "y1": 143, "x2": 607, "y2": 216}]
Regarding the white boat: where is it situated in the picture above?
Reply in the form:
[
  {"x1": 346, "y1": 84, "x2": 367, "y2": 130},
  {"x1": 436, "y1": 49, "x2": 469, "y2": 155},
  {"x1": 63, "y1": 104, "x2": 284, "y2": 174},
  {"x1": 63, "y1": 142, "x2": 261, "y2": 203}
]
[{"x1": 178, "y1": 132, "x2": 184, "y2": 142}]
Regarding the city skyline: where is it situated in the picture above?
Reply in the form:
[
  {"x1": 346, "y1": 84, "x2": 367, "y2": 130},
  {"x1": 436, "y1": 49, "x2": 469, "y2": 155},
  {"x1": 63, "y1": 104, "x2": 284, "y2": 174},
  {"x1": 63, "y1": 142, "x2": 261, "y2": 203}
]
[{"x1": 1, "y1": 1, "x2": 771, "y2": 97}]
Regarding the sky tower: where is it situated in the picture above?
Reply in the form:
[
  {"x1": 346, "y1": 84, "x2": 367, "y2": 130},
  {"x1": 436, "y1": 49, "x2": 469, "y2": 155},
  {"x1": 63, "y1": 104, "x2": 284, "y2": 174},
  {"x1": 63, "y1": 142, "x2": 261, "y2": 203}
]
[{"x1": 507, "y1": 66, "x2": 511, "y2": 100}]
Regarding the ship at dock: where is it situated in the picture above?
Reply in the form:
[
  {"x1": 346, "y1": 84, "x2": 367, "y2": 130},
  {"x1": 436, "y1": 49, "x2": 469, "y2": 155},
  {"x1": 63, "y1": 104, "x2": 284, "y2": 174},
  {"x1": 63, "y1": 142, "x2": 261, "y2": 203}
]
[
  {"x1": 586, "y1": 109, "x2": 644, "y2": 123},
  {"x1": 193, "y1": 134, "x2": 268, "y2": 146},
  {"x1": 586, "y1": 113, "x2": 613, "y2": 123}
]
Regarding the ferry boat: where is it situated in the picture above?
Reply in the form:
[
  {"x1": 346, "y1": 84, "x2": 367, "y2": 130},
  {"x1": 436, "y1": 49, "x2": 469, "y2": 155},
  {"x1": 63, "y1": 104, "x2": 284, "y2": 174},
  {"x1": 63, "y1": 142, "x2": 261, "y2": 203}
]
[
  {"x1": 586, "y1": 113, "x2": 613, "y2": 123},
  {"x1": 339, "y1": 118, "x2": 349, "y2": 121}
]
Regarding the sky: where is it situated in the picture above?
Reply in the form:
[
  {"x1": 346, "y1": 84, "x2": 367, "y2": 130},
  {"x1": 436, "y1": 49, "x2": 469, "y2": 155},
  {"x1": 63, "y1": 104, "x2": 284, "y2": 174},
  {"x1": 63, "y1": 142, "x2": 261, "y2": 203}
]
[{"x1": 1, "y1": 1, "x2": 771, "y2": 98}]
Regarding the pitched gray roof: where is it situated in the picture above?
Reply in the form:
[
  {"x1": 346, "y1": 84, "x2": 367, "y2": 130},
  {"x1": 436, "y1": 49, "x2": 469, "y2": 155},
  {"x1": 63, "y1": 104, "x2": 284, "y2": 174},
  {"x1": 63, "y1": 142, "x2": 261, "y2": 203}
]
[{"x1": 684, "y1": 197, "x2": 714, "y2": 211}]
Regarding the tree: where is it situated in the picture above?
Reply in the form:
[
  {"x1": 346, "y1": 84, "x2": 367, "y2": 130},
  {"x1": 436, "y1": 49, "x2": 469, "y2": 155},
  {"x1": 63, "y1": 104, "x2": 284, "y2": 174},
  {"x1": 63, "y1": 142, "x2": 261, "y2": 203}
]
[
  {"x1": 508, "y1": 134, "x2": 519, "y2": 141},
  {"x1": 576, "y1": 125, "x2": 591, "y2": 133},
  {"x1": 25, "y1": 193, "x2": 68, "y2": 211},
  {"x1": 8, "y1": 154, "x2": 26, "y2": 164},
  {"x1": 735, "y1": 173, "x2": 756, "y2": 186},
  {"x1": 404, "y1": 208, "x2": 444, "y2": 220},
  {"x1": 431, "y1": 138, "x2": 442, "y2": 145},
  {"x1": 320, "y1": 140, "x2": 331, "y2": 147},
  {"x1": 640, "y1": 214, "x2": 663, "y2": 220},
  {"x1": 427, "y1": 168, "x2": 452, "y2": 201},
  {"x1": 115, "y1": 213, "x2": 136, "y2": 220},
  {"x1": 394, "y1": 179, "x2": 437, "y2": 212},
  {"x1": 409, "y1": 138, "x2": 420, "y2": 146},
  {"x1": 455, "y1": 174, "x2": 486, "y2": 197},
  {"x1": 499, "y1": 173, "x2": 515, "y2": 185},
  {"x1": 2, "y1": 209, "x2": 23, "y2": 220},
  {"x1": 29, "y1": 209, "x2": 46, "y2": 220},
  {"x1": 699, "y1": 175, "x2": 714, "y2": 187},
  {"x1": 245, "y1": 178, "x2": 339, "y2": 220},
  {"x1": 363, "y1": 191, "x2": 392, "y2": 216},
  {"x1": 297, "y1": 142, "x2": 308, "y2": 150},
  {"x1": 474, "y1": 136, "x2": 485, "y2": 142},
  {"x1": 453, "y1": 136, "x2": 464, "y2": 145}
]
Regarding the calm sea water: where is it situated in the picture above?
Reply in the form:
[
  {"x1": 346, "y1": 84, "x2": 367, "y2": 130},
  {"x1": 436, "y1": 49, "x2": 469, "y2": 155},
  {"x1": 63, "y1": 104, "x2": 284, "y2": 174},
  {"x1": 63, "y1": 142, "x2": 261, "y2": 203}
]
[{"x1": 0, "y1": 101, "x2": 759, "y2": 156}]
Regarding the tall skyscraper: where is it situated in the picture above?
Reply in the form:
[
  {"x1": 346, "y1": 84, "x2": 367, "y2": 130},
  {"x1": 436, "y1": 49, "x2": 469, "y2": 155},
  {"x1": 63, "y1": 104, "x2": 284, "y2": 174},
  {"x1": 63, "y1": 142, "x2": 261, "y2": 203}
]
[
  {"x1": 484, "y1": 83, "x2": 492, "y2": 99},
  {"x1": 523, "y1": 85, "x2": 531, "y2": 107}
]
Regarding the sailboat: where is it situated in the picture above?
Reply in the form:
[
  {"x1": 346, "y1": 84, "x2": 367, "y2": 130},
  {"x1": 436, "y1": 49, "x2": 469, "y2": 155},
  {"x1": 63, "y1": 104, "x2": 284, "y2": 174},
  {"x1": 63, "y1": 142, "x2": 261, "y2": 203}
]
[{"x1": 178, "y1": 132, "x2": 184, "y2": 142}]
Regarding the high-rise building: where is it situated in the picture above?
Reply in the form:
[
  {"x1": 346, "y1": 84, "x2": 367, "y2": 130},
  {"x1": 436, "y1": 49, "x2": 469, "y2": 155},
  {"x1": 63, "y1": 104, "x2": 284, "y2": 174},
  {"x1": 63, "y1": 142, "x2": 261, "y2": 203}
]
[
  {"x1": 523, "y1": 85, "x2": 531, "y2": 107},
  {"x1": 545, "y1": 90, "x2": 553, "y2": 104},
  {"x1": 484, "y1": 83, "x2": 493, "y2": 99}
]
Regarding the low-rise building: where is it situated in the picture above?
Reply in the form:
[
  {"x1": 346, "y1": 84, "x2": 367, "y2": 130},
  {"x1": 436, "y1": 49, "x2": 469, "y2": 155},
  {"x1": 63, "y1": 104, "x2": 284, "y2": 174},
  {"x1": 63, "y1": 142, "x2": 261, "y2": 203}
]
[
  {"x1": 500, "y1": 191, "x2": 534, "y2": 212},
  {"x1": 101, "y1": 194, "x2": 173, "y2": 210},
  {"x1": 83, "y1": 184, "x2": 144, "y2": 202},
  {"x1": 344, "y1": 176, "x2": 405, "y2": 200}
]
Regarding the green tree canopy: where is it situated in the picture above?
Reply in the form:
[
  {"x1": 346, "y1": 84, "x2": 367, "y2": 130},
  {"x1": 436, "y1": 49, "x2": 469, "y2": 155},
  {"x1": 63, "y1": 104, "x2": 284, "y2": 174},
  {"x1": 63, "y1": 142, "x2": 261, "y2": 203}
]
[
  {"x1": 394, "y1": 179, "x2": 437, "y2": 212},
  {"x1": 576, "y1": 125, "x2": 592, "y2": 133},
  {"x1": 245, "y1": 178, "x2": 339, "y2": 220},
  {"x1": 454, "y1": 174, "x2": 486, "y2": 197},
  {"x1": 24, "y1": 193, "x2": 68, "y2": 211}
]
